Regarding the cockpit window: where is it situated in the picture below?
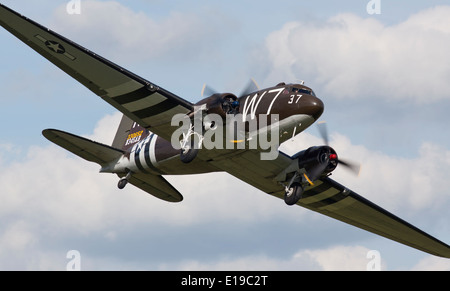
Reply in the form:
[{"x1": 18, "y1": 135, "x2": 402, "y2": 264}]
[{"x1": 292, "y1": 87, "x2": 315, "y2": 96}]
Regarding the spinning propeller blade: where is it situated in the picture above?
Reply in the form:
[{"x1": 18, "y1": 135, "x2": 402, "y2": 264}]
[
  {"x1": 317, "y1": 121, "x2": 361, "y2": 176},
  {"x1": 201, "y1": 78, "x2": 260, "y2": 98},
  {"x1": 317, "y1": 120, "x2": 329, "y2": 146},
  {"x1": 201, "y1": 84, "x2": 218, "y2": 97},
  {"x1": 239, "y1": 78, "x2": 260, "y2": 97},
  {"x1": 339, "y1": 159, "x2": 361, "y2": 176}
]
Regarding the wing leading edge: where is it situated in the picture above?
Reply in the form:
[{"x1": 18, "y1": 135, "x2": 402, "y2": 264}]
[
  {"x1": 0, "y1": 4, "x2": 193, "y2": 141},
  {"x1": 295, "y1": 177, "x2": 450, "y2": 258},
  {"x1": 208, "y1": 149, "x2": 450, "y2": 258}
]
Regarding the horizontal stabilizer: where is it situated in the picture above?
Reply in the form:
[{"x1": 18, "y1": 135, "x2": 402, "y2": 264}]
[
  {"x1": 42, "y1": 129, "x2": 124, "y2": 166},
  {"x1": 126, "y1": 173, "x2": 183, "y2": 203}
]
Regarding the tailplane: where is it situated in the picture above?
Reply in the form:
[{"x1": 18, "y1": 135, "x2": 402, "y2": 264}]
[
  {"x1": 43, "y1": 129, "x2": 124, "y2": 167},
  {"x1": 42, "y1": 117, "x2": 183, "y2": 203}
]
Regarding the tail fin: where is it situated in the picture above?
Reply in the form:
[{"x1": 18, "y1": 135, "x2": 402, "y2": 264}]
[{"x1": 111, "y1": 115, "x2": 150, "y2": 151}]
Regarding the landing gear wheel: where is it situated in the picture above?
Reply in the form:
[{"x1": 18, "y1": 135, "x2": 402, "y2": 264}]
[
  {"x1": 180, "y1": 138, "x2": 199, "y2": 163},
  {"x1": 118, "y1": 178, "x2": 128, "y2": 189},
  {"x1": 284, "y1": 182, "x2": 303, "y2": 205}
]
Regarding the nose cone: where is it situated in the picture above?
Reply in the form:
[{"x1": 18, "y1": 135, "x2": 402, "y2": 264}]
[{"x1": 299, "y1": 95, "x2": 324, "y2": 120}]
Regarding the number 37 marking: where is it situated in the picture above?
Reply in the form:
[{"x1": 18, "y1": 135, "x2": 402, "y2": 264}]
[{"x1": 288, "y1": 94, "x2": 303, "y2": 104}]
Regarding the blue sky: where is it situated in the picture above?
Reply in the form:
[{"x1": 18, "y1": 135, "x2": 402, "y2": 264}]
[{"x1": 1, "y1": 0, "x2": 450, "y2": 270}]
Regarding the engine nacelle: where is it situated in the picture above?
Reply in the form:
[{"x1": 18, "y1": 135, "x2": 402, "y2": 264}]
[
  {"x1": 293, "y1": 146, "x2": 338, "y2": 180},
  {"x1": 195, "y1": 93, "x2": 239, "y2": 118}
]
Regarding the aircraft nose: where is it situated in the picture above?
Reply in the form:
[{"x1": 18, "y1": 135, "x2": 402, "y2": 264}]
[{"x1": 299, "y1": 94, "x2": 324, "y2": 120}]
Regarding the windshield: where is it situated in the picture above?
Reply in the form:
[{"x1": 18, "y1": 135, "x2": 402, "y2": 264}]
[{"x1": 292, "y1": 87, "x2": 316, "y2": 96}]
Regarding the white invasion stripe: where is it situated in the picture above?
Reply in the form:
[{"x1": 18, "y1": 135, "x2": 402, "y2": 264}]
[{"x1": 149, "y1": 134, "x2": 159, "y2": 167}]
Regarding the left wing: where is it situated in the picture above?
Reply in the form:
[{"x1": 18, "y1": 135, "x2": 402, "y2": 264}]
[
  {"x1": 209, "y1": 149, "x2": 450, "y2": 258},
  {"x1": 0, "y1": 4, "x2": 192, "y2": 141}
]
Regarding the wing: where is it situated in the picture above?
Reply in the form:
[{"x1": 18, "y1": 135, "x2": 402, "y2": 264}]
[
  {"x1": 297, "y1": 177, "x2": 450, "y2": 258},
  {"x1": 209, "y1": 149, "x2": 450, "y2": 258},
  {"x1": 0, "y1": 4, "x2": 193, "y2": 141}
]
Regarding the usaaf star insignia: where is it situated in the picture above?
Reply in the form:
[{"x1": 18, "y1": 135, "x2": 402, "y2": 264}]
[
  {"x1": 45, "y1": 40, "x2": 65, "y2": 54},
  {"x1": 34, "y1": 35, "x2": 76, "y2": 60}
]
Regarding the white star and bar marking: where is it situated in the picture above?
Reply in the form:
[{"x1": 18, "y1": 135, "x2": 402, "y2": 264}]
[{"x1": 34, "y1": 34, "x2": 76, "y2": 61}]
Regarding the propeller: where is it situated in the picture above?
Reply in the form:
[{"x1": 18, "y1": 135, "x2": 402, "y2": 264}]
[
  {"x1": 317, "y1": 121, "x2": 361, "y2": 176},
  {"x1": 200, "y1": 79, "x2": 260, "y2": 144},
  {"x1": 201, "y1": 83, "x2": 218, "y2": 97},
  {"x1": 239, "y1": 78, "x2": 260, "y2": 98},
  {"x1": 201, "y1": 78, "x2": 260, "y2": 98}
]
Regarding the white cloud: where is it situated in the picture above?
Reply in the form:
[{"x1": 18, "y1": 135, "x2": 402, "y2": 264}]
[
  {"x1": 161, "y1": 245, "x2": 383, "y2": 271},
  {"x1": 1, "y1": 113, "x2": 449, "y2": 270},
  {"x1": 281, "y1": 131, "x2": 450, "y2": 218},
  {"x1": 85, "y1": 111, "x2": 122, "y2": 145},
  {"x1": 412, "y1": 255, "x2": 450, "y2": 271},
  {"x1": 49, "y1": 1, "x2": 221, "y2": 63},
  {"x1": 0, "y1": 221, "x2": 37, "y2": 252},
  {"x1": 261, "y1": 6, "x2": 450, "y2": 103},
  {"x1": 299, "y1": 245, "x2": 384, "y2": 271}
]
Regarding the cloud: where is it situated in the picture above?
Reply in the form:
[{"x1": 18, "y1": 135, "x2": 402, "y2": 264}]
[
  {"x1": 260, "y1": 6, "x2": 450, "y2": 103},
  {"x1": 84, "y1": 111, "x2": 122, "y2": 145},
  {"x1": 162, "y1": 245, "x2": 384, "y2": 271},
  {"x1": 1, "y1": 112, "x2": 449, "y2": 270},
  {"x1": 282, "y1": 131, "x2": 450, "y2": 217},
  {"x1": 412, "y1": 255, "x2": 450, "y2": 271},
  {"x1": 49, "y1": 1, "x2": 223, "y2": 63}
]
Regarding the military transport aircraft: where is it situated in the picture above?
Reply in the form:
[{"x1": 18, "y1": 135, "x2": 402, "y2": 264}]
[{"x1": 1, "y1": 3, "x2": 450, "y2": 259}]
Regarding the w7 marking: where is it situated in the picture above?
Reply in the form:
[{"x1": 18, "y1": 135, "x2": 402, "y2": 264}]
[{"x1": 242, "y1": 88, "x2": 284, "y2": 122}]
